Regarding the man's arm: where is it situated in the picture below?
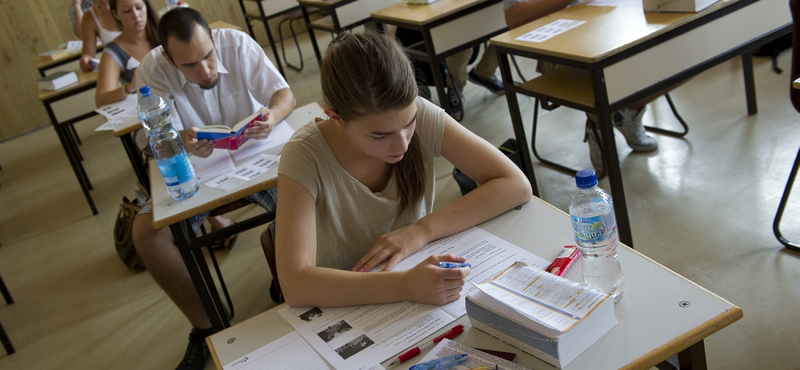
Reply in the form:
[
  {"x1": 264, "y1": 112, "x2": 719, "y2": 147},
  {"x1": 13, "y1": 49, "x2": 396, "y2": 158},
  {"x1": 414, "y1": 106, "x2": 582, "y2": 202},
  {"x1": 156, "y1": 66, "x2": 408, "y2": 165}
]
[
  {"x1": 247, "y1": 87, "x2": 296, "y2": 140},
  {"x1": 505, "y1": 0, "x2": 576, "y2": 29}
]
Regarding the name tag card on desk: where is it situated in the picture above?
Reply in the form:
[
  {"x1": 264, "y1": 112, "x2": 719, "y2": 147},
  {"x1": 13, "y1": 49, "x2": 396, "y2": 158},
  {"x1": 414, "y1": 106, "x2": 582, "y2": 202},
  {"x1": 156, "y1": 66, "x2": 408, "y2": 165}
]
[{"x1": 515, "y1": 19, "x2": 586, "y2": 43}]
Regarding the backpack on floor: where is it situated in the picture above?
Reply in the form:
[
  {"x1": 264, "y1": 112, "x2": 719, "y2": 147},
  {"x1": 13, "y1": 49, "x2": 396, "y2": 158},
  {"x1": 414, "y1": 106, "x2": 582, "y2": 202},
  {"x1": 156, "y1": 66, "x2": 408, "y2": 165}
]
[{"x1": 113, "y1": 184, "x2": 149, "y2": 272}]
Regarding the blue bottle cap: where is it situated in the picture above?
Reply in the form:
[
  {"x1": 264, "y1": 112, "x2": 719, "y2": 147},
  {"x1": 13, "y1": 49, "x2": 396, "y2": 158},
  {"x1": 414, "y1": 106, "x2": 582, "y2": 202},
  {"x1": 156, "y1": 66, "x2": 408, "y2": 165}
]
[
  {"x1": 139, "y1": 85, "x2": 151, "y2": 96},
  {"x1": 576, "y1": 169, "x2": 598, "y2": 188}
]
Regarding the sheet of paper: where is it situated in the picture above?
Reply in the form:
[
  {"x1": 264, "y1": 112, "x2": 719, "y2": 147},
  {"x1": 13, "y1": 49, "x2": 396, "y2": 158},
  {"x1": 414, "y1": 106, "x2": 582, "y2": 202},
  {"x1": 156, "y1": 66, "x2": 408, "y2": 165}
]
[
  {"x1": 191, "y1": 150, "x2": 235, "y2": 182},
  {"x1": 476, "y1": 262, "x2": 609, "y2": 332},
  {"x1": 95, "y1": 95, "x2": 139, "y2": 131},
  {"x1": 417, "y1": 339, "x2": 532, "y2": 370},
  {"x1": 204, "y1": 174, "x2": 243, "y2": 192},
  {"x1": 387, "y1": 227, "x2": 551, "y2": 318},
  {"x1": 515, "y1": 19, "x2": 587, "y2": 43},
  {"x1": 66, "y1": 40, "x2": 83, "y2": 53},
  {"x1": 587, "y1": 0, "x2": 643, "y2": 7},
  {"x1": 279, "y1": 301, "x2": 455, "y2": 370},
  {"x1": 222, "y1": 331, "x2": 387, "y2": 370},
  {"x1": 228, "y1": 153, "x2": 281, "y2": 181},
  {"x1": 231, "y1": 120, "x2": 294, "y2": 161}
]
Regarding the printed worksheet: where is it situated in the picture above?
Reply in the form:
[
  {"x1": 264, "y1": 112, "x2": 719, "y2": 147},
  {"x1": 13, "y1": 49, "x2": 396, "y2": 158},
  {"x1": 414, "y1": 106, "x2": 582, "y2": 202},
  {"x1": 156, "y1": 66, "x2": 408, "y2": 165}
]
[
  {"x1": 95, "y1": 95, "x2": 139, "y2": 131},
  {"x1": 515, "y1": 19, "x2": 587, "y2": 43}
]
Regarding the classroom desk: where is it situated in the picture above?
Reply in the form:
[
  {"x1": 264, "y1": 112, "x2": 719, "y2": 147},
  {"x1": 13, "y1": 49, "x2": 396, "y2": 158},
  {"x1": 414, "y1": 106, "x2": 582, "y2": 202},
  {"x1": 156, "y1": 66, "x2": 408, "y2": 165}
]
[
  {"x1": 150, "y1": 102, "x2": 323, "y2": 332},
  {"x1": 371, "y1": 0, "x2": 507, "y2": 114},
  {"x1": 36, "y1": 42, "x2": 103, "y2": 77},
  {"x1": 206, "y1": 196, "x2": 743, "y2": 370},
  {"x1": 490, "y1": 0, "x2": 792, "y2": 248},
  {"x1": 37, "y1": 68, "x2": 100, "y2": 215},
  {"x1": 237, "y1": 0, "x2": 301, "y2": 77},
  {"x1": 298, "y1": 0, "x2": 403, "y2": 64}
]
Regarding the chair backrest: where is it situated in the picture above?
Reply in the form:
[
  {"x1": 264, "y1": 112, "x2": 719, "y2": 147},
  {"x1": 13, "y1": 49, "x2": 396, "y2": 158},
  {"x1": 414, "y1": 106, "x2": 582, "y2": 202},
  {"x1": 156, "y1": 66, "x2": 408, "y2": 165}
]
[
  {"x1": 260, "y1": 223, "x2": 283, "y2": 303},
  {"x1": 791, "y1": 0, "x2": 800, "y2": 112}
]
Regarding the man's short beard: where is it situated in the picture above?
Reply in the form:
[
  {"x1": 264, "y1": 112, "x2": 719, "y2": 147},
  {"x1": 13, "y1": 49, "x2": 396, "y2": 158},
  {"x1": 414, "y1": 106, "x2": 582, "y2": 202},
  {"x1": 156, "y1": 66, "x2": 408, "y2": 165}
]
[{"x1": 199, "y1": 76, "x2": 219, "y2": 90}]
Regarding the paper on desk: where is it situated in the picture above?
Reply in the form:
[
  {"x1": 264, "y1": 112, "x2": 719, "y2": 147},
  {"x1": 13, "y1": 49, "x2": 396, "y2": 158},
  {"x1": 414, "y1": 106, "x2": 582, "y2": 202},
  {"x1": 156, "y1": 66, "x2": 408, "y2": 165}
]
[
  {"x1": 230, "y1": 154, "x2": 280, "y2": 181},
  {"x1": 191, "y1": 150, "x2": 235, "y2": 182},
  {"x1": 221, "y1": 330, "x2": 388, "y2": 370},
  {"x1": 417, "y1": 339, "x2": 532, "y2": 370},
  {"x1": 587, "y1": 0, "x2": 643, "y2": 7},
  {"x1": 204, "y1": 174, "x2": 242, "y2": 192},
  {"x1": 515, "y1": 19, "x2": 587, "y2": 43},
  {"x1": 95, "y1": 95, "x2": 139, "y2": 131},
  {"x1": 387, "y1": 226, "x2": 551, "y2": 318},
  {"x1": 231, "y1": 120, "x2": 294, "y2": 161},
  {"x1": 66, "y1": 40, "x2": 83, "y2": 53},
  {"x1": 279, "y1": 301, "x2": 455, "y2": 370}
]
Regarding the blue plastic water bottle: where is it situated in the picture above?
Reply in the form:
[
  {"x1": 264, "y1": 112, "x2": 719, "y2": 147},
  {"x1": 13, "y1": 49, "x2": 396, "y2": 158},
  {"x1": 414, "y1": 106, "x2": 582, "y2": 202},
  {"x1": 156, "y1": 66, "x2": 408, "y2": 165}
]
[{"x1": 137, "y1": 85, "x2": 199, "y2": 200}]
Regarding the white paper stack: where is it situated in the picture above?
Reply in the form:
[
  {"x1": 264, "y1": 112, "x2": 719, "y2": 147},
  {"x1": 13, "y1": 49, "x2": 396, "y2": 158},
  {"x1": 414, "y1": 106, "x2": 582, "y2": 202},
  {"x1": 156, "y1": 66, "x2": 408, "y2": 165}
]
[{"x1": 38, "y1": 71, "x2": 79, "y2": 91}]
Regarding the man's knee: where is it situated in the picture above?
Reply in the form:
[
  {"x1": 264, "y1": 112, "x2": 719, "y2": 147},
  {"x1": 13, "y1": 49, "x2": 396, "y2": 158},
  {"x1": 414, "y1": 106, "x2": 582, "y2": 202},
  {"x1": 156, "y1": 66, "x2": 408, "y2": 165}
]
[{"x1": 132, "y1": 213, "x2": 171, "y2": 256}]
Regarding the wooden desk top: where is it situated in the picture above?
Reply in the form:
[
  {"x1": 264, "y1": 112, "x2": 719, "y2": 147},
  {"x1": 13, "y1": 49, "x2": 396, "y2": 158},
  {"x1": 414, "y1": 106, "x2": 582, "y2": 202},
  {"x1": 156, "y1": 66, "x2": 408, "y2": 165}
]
[
  {"x1": 490, "y1": 0, "x2": 738, "y2": 63},
  {"x1": 113, "y1": 117, "x2": 143, "y2": 137},
  {"x1": 371, "y1": 0, "x2": 494, "y2": 25},
  {"x1": 150, "y1": 102, "x2": 323, "y2": 229},
  {"x1": 207, "y1": 196, "x2": 742, "y2": 370},
  {"x1": 37, "y1": 68, "x2": 98, "y2": 102},
  {"x1": 35, "y1": 41, "x2": 103, "y2": 70}
]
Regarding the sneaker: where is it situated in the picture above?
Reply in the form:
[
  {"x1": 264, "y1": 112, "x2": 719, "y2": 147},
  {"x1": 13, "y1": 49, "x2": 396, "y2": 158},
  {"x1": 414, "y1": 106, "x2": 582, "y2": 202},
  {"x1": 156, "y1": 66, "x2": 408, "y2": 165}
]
[
  {"x1": 584, "y1": 119, "x2": 604, "y2": 175},
  {"x1": 468, "y1": 69, "x2": 505, "y2": 95},
  {"x1": 613, "y1": 107, "x2": 658, "y2": 152},
  {"x1": 176, "y1": 327, "x2": 213, "y2": 370},
  {"x1": 447, "y1": 87, "x2": 464, "y2": 122}
]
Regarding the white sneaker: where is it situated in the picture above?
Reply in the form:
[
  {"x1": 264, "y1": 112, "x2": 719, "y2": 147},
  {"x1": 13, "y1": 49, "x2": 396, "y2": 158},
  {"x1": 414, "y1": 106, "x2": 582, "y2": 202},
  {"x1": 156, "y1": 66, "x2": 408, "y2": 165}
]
[
  {"x1": 584, "y1": 120, "x2": 604, "y2": 174},
  {"x1": 613, "y1": 107, "x2": 658, "y2": 152}
]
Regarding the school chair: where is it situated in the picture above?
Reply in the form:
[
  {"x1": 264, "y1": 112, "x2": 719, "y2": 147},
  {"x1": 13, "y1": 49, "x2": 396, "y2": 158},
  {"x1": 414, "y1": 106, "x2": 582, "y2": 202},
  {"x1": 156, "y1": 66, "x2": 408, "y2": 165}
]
[
  {"x1": 259, "y1": 222, "x2": 283, "y2": 304},
  {"x1": 0, "y1": 269, "x2": 15, "y2": 355},
  {"x1": 277, "y1": 7, "x2": 321, "y2": 72},
  {"x1": 772, "y1": 0, "x2": 800, "y2": 252}
]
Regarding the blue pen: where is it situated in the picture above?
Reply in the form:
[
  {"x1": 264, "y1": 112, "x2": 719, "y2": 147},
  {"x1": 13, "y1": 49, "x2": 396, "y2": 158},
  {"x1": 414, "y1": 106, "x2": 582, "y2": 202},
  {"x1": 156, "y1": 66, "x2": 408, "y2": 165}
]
[
  {"x1": 437, "y1": 262, "x2": 471, "y2": 269},
  {"x1": 409, "y1": 353, "x2": 468, "y2": 370}
]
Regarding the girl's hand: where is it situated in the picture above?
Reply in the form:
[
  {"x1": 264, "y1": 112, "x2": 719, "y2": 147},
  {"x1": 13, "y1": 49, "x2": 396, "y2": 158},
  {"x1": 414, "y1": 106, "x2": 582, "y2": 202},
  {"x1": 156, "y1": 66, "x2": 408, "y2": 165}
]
[
  {"x1": 401, "y1": 254, "x2": 470, "y2": 305},
  {"x1": 353, "y1": 224, "x2": 428, "y2": 272}
]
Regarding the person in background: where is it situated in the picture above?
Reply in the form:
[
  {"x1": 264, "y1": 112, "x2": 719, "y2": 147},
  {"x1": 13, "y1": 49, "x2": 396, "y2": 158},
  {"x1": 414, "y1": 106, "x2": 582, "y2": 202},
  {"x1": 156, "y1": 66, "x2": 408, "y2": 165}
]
[
  {"x1": 504, "y1": 0, "x2": 660, "y2": 173},
  {"x1": 133, "y1": 8, "x2": 296, "y2": 370},
  {"x1": 79, "y1": 0, "x2": 122, "y2": 71},
  {"x1": 70, "y1": 0, "x2": 94, "y2": 38},
  {"x1": 94, "y1": 0, "x2": 158, "y2": 107},
  {"x1": 271, "y1": 32, "x2": 530, "y2": 309},
  {"x1": 444, "y1": 47, "x2": 505, "y2": 121}
]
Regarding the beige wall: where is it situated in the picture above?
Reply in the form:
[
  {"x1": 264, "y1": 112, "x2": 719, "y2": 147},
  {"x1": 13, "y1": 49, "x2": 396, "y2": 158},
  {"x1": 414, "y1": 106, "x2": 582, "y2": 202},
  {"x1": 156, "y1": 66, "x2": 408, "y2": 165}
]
[{"x1": 0, "y1": 0, "x2": 294, "y2": 141}]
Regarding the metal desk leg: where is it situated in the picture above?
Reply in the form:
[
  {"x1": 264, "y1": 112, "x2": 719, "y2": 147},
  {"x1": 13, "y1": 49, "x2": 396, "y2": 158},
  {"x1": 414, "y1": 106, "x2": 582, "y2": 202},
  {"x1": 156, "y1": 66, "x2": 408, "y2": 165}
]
[
  {"x1": 497, "y1": 51, "x2": 539, "y2": 196},
  {"x1": 119, "y1": 133, "x2": 150, "y2": 189},
  {"x1": 773, "y1": 147, "x2": 800, "y2": 251},
  {"x1": 302, "y1": 6, "x2": 323, "y2": 66},
  {"x1": 171, "y1": 221, "x2": 230, "y2": 332},
  {"x1": 677, "y1": 340, "x2": 707, "y2": 370},
  {"x1": 256, "y1": 0, "x2": 286, "y2": 78},
  {"x1": 742, "y1": 51, "x2": 757, "y2": 115},
  {"x1": 52, "y1": 120, "x2": 98, "y2": 215},
  {"x1": 591, "y1": 68, "x2": 633, "y2": 248}
]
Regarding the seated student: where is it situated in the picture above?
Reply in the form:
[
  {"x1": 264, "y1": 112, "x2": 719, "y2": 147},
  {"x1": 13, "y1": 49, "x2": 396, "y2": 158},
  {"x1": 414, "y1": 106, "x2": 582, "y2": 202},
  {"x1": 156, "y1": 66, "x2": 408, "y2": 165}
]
[
  {"x1": 94, "y1": 0, "x2": 158, "y2": 107},
  {"x1": 272, "y1": 32, "x2": 531, "y2": 308},
  {"x1": 79, "y1": 0, "x2": 122, "y2": 71},
  {"x1": 132, "y1": 8, "x2": 296, "y2": 370},
  {"x1": 504, "y1": 0, "x2": 660, "y2": 173},
  {"x1": 70, "y1": 0, "x2": 94, "y2": 38},
  {"x1": 444, "y1": 47, "x2": 505, "y2": 121}
]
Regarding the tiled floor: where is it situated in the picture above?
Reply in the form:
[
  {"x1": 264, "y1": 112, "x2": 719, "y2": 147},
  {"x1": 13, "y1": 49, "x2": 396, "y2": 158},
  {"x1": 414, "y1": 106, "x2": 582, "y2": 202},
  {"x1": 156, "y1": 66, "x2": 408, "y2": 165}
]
[{"x1": 0, "y1": 30, "x2": 798, "y2": 370}]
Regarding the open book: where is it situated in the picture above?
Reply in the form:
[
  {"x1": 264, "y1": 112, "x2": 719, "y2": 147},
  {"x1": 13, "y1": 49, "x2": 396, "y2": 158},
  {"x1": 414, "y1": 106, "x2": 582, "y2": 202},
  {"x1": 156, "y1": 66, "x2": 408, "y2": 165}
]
[{"x1": 196, "y1": 112, "x2": 262, "y2": 150}]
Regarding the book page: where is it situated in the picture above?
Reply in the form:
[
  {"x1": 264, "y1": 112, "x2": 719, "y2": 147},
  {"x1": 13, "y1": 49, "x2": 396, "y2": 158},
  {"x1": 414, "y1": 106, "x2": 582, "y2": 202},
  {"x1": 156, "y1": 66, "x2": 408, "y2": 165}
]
[
  {"x1": 476, "y1": 262, "x2": 610, "y2": 331},
  {"x1": 231, "y1": 120, "x2": 294, "y2": 161},
  {"x1": 221, "y1": 331, "x2": 386, "y2": 370},
  {"x1": 416, "y1": 339, "x2": 532, "y2": 370},
  {"x1": 386, "y1": 227, "x2": 551, "y2": 318},
  {"x1": 279, "y1": 302, "x2": 455, "y2": 370}
]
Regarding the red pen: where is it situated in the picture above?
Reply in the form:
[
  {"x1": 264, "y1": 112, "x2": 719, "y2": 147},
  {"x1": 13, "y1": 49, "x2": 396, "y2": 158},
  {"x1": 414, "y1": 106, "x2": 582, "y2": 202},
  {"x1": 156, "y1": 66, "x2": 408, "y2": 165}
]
[
  {"x1": 386, "y1": 325, "x2": 464, "y2": 367},
  {"x1": 546, "y1": 245, "x2": 579, "y2": 277}
]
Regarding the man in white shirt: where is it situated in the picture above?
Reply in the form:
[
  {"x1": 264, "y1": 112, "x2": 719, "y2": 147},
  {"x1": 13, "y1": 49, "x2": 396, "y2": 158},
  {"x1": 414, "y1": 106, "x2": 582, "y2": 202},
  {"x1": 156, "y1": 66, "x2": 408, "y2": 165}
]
[{"x1": 132, "y1": 8, "x2": 295, "y2": 370}]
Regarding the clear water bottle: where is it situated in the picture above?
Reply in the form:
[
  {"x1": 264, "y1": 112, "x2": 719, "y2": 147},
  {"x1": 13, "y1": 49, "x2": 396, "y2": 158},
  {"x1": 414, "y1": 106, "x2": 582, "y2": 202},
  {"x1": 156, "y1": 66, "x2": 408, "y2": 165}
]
[
  {"x1": 138, "y1": 85, "x2": 199, "y2": 201},
  {"x1": 165, "y1": 0, "x2": 178, "y2": 9},
  {"x1": 568, "y1": 169, "x2": 624, "y2": 302}
]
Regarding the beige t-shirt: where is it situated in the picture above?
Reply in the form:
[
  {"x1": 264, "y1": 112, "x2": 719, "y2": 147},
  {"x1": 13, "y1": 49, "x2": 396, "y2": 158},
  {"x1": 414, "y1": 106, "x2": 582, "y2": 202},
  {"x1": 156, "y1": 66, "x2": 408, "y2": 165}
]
[{"x1": 279, "y1": 97, "x2": 445, "y2": 270}]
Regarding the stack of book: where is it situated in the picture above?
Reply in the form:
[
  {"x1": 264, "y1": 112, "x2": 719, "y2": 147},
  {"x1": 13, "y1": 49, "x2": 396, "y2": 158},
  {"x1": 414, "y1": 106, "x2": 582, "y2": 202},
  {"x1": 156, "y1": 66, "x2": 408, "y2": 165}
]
[{"x1": 465, "y1": 261, "x2": 617, "y2": 368}]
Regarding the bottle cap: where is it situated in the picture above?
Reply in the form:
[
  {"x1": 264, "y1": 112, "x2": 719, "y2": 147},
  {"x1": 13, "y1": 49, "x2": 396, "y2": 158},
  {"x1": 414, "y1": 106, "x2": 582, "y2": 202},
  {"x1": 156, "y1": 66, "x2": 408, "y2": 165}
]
[
  {"x1": 139, "y1": 85, "x2": 151, "y2": 97},
  {"x1": 575, "y1": 169, "x2": 598, "y2": 188}
]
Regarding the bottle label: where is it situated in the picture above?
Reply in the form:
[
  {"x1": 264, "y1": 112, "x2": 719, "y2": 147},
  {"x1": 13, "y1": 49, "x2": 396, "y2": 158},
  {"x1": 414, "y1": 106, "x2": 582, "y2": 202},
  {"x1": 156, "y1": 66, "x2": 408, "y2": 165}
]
[
  {"x1": 157, "y1": 155, "x2": 196, "y2": 186},
  {"x1": 571, "y1": 214, "x2": 616, "y2": 244}
]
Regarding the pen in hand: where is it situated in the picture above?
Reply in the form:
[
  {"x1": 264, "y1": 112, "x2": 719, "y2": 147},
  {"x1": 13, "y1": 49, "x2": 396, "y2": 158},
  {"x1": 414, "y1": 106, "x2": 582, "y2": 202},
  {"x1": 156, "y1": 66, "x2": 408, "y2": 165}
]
[{"x1": 437, "y1": 262, "x2": 471, "y2": 269}]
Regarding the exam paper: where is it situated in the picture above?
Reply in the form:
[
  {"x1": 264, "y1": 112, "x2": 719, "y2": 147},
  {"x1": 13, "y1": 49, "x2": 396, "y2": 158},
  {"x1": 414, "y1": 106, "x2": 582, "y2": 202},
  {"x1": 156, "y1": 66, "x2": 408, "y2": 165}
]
[
  {"x1": 231, "y1": 120, "x2": 294, "y2": 161},
  {"x1": 191, "y1": 150, "x2": 235, "y2": 182},
  {"x1": 95, "y1": 95, "x2": 139, "y2": 131},
  {"x1": 587, "y1": 0, "x2": 643, "y2": 7},
  {"x1": 389, "y1": 227, "x2": 551, "y2": 318},
  {"x1": 221, "y1": 331, "x2": 388, "y2": 370},
  {"x1": 279, "y1": 301, "x2": 455, "y2": 370},
  {"x1": 416, "y1": 339, "x2": 532, "y2": 370},
  {"x1": 515, "y1": 19, "x2": 587, "y2": 43}
]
